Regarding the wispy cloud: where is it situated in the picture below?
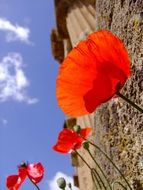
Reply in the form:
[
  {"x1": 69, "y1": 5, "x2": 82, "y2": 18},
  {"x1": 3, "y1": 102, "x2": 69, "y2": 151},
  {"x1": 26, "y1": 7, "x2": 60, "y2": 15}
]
[
  {"x1": 48, "y1": 172, "x2": 78, "y2": 190},
  {"x1": 0, "y1": 17, "x2": 31, "y2": 44},
  {"x1": 1, "y1": 118, "x2": 8, "y2": 125},
  {"x1": 0, "y1": 53, "x2": 38, "y2": 104}
]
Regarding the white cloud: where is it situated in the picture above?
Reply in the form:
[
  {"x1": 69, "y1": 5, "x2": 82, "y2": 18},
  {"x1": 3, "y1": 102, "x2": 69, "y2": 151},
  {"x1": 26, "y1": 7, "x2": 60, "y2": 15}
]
[
  {"x1": 0, "y1": 17, "x2": 31, "y2": 44},
  {"x1": 48, "y1": 172, "x2": 78, "y2": 190},
  {"x1": 1, "y1": 118, "x2": 8, "y2": 125},
  {"x1": 0, "y1": 53, "x2": 38, "y2": 104}
]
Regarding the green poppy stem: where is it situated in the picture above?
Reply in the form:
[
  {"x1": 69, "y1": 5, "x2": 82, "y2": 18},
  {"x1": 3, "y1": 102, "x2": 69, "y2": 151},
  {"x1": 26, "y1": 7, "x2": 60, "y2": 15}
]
[
  {"x1": 74, "y1": 150, "x2": 100, "y2": 189},
  {"x1": 74, "y1": 150, "x2": 106, "y2": 190},
  {"x1": 87, "y1": 149, "x2": 112, "y2": 190},
  {"x1": 88, "y1": 140, "x2": 133, "y2": 190},
  {"x1": 28, "y1": 176, "x2": 40, "y2": 190},
  {"x1": 91, "y1": 168, "x2": 102, "y2": 190},
  {"x1": 116, "y1": 91, "x2": 143, "y2": 114}
]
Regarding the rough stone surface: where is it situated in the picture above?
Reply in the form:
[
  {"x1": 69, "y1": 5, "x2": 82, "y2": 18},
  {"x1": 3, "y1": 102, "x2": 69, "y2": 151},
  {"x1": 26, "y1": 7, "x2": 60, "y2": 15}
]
[{"x1": 92, "y1": 0, "x2": 143, "y2": 189}]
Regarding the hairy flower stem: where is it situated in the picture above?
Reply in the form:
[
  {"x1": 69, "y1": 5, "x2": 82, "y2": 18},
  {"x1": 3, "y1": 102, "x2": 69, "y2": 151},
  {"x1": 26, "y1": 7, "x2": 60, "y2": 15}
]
[
  {"x1": 91, "y1": 168, "x2": 102, "y2": 190},
  {"x1": 74, "y1": 150, "x2": 99, "y2": 189},
  {"x1": 116, "y1": 91, "x2": 143, "y2": 113},
  {"x1": 74, "y1": 150, "x2": 106, "y2": 190},
  {"x1": 87, "y1": 149, "x2": 112, "y2": 190},
  {"x1": 28, "y1": 176, "x2": 40, "y2": 190},
  {"x1": 88, "y1": 140, "x2": 133, "y2": 190},
  {"x1": 112, "y1": 181, "x2": 127, "y2": 190}
]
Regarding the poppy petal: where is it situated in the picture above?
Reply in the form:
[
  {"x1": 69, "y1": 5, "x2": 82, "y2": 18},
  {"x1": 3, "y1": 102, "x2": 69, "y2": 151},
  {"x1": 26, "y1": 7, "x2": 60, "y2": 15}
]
[
  {"x1": 27, "y1": 163, "x2": 44, "y2": 184},
  {"x1": 53, "y1": 141, "x2": 74, "y2": 153},
  {"x1": 6, "y1": 175, "x2": 19, "y2": 190},
  {"x1": 53, "y1": 128, "x2": 91, "y2": 154},
  {"x1": 80, "y1": 128, "x2": 92, "y2": 138},
  {"x1": 6, "y1": 167, "x2": 27, "y2": 190},
  {"x1": 56, "y1": 30, "x2": 130, "y2": 117},
  {"x1": 53, "y1": 129, "x2": 82, "y2": 153},
  {"x1": 56, "y1": 41, "x2": 97, "y2": 116}
]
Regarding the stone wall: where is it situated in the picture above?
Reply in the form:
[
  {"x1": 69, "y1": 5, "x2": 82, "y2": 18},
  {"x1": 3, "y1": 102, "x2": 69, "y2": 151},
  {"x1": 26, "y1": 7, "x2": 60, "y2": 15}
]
[{"x1": 92, "y1": 0, "x2": 143, "y2": 189}]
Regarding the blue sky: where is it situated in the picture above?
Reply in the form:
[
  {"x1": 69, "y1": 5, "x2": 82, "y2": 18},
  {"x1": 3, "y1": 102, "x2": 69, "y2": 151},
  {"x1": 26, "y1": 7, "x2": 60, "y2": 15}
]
[{"x1": 0, "y1": 1, "x2": 77, "y2": 189}]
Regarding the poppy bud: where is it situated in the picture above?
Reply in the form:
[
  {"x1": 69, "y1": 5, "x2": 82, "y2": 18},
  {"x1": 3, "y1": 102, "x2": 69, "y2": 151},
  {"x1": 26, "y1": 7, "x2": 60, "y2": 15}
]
[
  {"x1": 57, "y1": 177, "x2": 66, "y2": 189},
  {"x1": 73, "y1": 125, "x2": 81, "y2": 133},
  {"x1": 83, "y1": 141, "x2": 89, "y2": 150}
]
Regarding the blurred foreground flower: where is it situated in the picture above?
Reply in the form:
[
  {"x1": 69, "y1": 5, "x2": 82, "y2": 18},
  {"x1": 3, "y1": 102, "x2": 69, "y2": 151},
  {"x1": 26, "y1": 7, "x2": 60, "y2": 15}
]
[
  {"x1": 6, "y1": 162, "x2": 44, "y2": 190},
  {"x1": 56, "y1": 30, "x2": 130, "y2": 116},
  {"x1": 53, "y1": 127, "x2": 92, "y2": 153}
]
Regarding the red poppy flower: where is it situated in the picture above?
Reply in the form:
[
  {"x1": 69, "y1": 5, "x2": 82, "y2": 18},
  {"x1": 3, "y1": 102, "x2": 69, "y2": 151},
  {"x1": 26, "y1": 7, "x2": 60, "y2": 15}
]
[
  {"x1": 6, "y1": 166, "x2": 27, "y2": 190},
  {"x1": 53, "y1": 127, "x2": 92, "y2": 153},
  {"x1": 6, "y1": 162, "x2": 44, "y2": 190},
  {"x1": 56, "y1": 30, "x2": 130, "y2": 116}
]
